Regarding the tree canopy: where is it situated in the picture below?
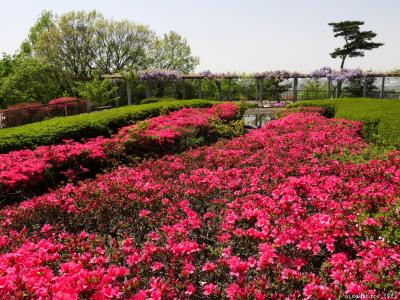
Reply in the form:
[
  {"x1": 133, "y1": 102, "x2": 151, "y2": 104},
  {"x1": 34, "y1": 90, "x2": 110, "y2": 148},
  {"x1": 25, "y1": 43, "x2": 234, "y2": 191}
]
[
  {"x1": 34, "y1": 11, "x2": 198, "y2": 78},
  {"x1": 151, "y1": 31, "x2": 200, "y2": 73},
  {"x1": 0, "y1": 10, "x2": 199, "y2": 106},
  {"x1": 329, "y1": 20, "x2": 383, "y2": 69}
]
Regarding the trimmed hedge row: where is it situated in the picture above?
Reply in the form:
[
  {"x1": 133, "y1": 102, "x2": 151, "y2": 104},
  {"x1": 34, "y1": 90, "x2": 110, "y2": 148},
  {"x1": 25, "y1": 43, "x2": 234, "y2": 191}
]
[{"x1": 0, "y1": 100, "x2": 214, "y2": 153}]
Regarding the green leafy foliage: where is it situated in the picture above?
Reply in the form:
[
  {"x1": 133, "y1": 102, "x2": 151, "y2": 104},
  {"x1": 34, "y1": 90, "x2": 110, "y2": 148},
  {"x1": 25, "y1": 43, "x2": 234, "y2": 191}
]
[
  {"x1": 343, "y1": 77, "x2": 377, "y2": 97},
  {"x1": 360, "y1": 117, "x2": 380, "y2": 143},
  {"x1": 328, "y1": 20, "x2": 384, "y2": 69},
  {"x1": 139, "y1": 98, "x2": 164, "y2": 104},
  {"x1": 0, "y1": 99, "x2": 213, "y2": 153},
  {"x1": 211, "y1": 119, "x2": 245, "y2": 138},
  {"x1": 75, "y1": 77, "x2": 117, "y2": 106},
  {"x1": 301, "y1": 80, "x2": 330, "y2": 99},
  {"x1": 151, "y1": 31, "x2": 199, "y2": 73},
  {"x1": 0, "y1": 57, "x2": 63, "y2": 106}
]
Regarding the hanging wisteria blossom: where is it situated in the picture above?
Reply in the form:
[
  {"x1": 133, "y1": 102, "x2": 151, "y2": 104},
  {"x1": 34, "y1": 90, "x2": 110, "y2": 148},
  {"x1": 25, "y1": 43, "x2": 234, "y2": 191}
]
[
  {"x1": 329, "y1": 68, "x2": 364, "y2": 81},
  {"x1": 198, "y1": 70, "x2": 226, "y2": 80},
  {"x1": 139, "y1": 68, "x2": 385, "y2": 82},
  {"x1": 310, "y1": 67, "x2": 332, "y2": 78},
  {"x1": 139, "y1": 69, "x2": 183, "y2": 81},
  {"x1": 254, "y1": 70, "x2": 306, "y2": 80},
  {"x1": 310, "y1": 67, "x2": 364, "y2": 81}
]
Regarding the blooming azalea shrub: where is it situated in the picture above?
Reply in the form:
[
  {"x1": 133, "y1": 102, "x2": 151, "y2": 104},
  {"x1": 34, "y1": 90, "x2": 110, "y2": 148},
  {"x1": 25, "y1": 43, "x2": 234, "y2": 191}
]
[
  {"x1": 0, "y1": 112, "x2": 399, "y2": 298},
  {"x1": 0, "y1": 137, "x2": 108, "y2": 205},
  {"x1": 0, "y1": 103, "x2": 240, "y2": 204},
  {"x1": 114, "y1": 103, "x2": 240, "y2": 157},
  {"x1": 48, "y1": 97, "x2": 88, "y2": 118},
  {"x1": 48, "y1": 97, "x2": 88, "y2": 108},
  {"x1": 0, "y1": 99, "x2": 214, "y2": 153}
]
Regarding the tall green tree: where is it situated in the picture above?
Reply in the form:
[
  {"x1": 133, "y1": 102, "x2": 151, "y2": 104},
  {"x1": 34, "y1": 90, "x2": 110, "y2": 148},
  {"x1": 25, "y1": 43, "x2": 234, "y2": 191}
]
[
  {"x1": 0, "y1": 57, "x2": 63, "y2": 106},
  {"x1": 35, "y1": 11, "x2": 103, "y2": 78},
  {"x1": 95, "y1": 19, "x2": 156, "y2": 74},
  {"x1": 0, "y1": 54, "x2": 18, "y2": 107},
  {"x1": 151, "y1": 31, "x2": 199, "y2": 73},
  {"x1": 20, "y1": 10, "x2": 54, "y2": 56},
  {"x1": 34, "y1": 10, "x2": 156, "y2": 77},
  {"x1": 328, "y1": 21, "x2": 383, "y2": 69}
]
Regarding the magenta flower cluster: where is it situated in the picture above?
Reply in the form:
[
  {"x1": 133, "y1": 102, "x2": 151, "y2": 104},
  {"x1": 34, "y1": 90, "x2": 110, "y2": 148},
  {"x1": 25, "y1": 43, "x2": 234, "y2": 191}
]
[
  {"x1": 0, "y1": 103, "x2": 238, "y2": 202},
  {"x1": 0, "y1": 110, "x2": 398, "y2": 298}
]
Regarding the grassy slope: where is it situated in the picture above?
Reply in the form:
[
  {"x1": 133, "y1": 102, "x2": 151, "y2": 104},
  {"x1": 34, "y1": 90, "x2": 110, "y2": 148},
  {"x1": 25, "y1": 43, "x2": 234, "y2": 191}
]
[{"x1": 291, "y1": 98, "x2": 400, "y2": 148}]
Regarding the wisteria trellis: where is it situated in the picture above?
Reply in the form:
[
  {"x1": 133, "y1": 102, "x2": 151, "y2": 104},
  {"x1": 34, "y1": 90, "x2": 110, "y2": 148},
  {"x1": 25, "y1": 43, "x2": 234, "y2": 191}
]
[
  {"x1": 135, "y1": 68, "x2": 398, "y2": 100},
  {"x1": 139, "y1": 68, "x2": 398, "y2": 81}
]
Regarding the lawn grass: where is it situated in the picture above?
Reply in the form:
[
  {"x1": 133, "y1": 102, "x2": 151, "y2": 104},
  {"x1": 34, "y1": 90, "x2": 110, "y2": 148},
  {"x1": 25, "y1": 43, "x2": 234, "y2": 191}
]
[{"x1": 290, "y1": 98, "x2": 400, "y2": 149}]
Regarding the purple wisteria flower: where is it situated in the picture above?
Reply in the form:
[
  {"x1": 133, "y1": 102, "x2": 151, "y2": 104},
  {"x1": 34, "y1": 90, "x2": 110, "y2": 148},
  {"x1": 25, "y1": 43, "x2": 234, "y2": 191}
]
[
  {"x1": 310, "y1": 67, "x2": 332, "y2": 78},
  {"x1": 311, "y1": 67, "x2": 364, "y2": 81},
  {"x1": 254, "y1": 71, "x2": 306, "y2": 80},
  {"x1": 140, "y1": 69, "x2": 183, "y2": 81},
  {"x1": 198, "y1": 70, "x2": 226, "y2": 80}
]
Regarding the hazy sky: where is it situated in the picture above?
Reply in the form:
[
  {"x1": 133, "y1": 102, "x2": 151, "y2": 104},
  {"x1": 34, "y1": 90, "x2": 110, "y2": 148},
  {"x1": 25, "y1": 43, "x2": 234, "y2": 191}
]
[{"x1": 0, "y1": 0, "x2": 399, "y2": 73}]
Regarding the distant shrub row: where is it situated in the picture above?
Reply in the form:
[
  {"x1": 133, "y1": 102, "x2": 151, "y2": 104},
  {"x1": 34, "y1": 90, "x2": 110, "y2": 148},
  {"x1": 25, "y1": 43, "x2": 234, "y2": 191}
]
[{"x1": 0, "y1": 100, "x2": 213, "y2": 153}]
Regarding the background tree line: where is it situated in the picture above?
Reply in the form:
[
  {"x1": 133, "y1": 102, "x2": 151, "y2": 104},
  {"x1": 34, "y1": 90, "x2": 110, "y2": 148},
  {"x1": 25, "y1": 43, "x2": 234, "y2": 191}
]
[
  {"x1": 0, "y1": 10, "x2": 199, "y2": 108},
  {"x1": 0, "y1": 16, "x2": 387, "y2": 108}
]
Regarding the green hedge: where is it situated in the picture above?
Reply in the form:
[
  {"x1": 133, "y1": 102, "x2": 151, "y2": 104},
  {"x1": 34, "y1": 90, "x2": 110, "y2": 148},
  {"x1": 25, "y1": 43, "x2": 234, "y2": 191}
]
[
  {"x1": 0, "y1": 100, "x2": 214, "y2": 153},
  {"x1": 139, "y1": 98, "x2": 166, "y2": 104}
]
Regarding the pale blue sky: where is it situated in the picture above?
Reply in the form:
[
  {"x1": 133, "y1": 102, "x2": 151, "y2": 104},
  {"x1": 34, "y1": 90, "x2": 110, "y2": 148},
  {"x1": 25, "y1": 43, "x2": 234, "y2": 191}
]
[{"x1": 0, "y1": 0, "x2": 399, "y2": 72}]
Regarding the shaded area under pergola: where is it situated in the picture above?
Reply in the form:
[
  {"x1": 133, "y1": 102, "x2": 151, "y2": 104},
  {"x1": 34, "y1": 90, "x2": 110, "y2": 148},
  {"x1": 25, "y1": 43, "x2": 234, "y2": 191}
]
[{"x1": 103, "y1": 72, "x2": 400, "y2": 105}]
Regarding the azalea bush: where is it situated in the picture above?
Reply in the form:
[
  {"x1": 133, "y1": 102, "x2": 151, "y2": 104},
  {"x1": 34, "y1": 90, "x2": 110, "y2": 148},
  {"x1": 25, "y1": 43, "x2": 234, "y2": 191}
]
[
  {"x1": 0, "y1": 111, "x2": 398, "y2": 298},
  {"x1": 0, "y1": 137, "x2": 109, "y2": 205},
  {"x1": 0, "y1": 99, "x2": 214, "y2": 153},
  {"x1": 114, "y1": 103, "x2": 240, "y2": 158},
  {"x1": 0, "y1": 103, "x2": 240, "y2": 204},
  {"x1": 48, "y1": 97, "x2": 88, "y2": 116}
]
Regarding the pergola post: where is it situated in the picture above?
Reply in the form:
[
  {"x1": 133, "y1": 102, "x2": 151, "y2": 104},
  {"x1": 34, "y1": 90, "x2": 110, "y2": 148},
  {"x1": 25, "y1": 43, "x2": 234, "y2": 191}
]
[
  {"x1": 172, "y1": 81, "x2": 176, "y2": 99},
  {"x1": 182, "y1": 78, "x2": 186, "y2": 99},
  {"x1": 259, "y1": 79, "x2": 263, "y2": 100},
  {"x1": 126, "y1": 80, "x2": 132, "y2": 105},
  {"x1": 198, "y1": 78, "x2": 203, "y2": 98},
  {"x1": 255, "y1": 78, "x2": 259, "y2": 101},
  {"x1": 146, "y1": 80, "x2": 151, "y2": 98},
  {"x1": 363, "y1": 76, "x2": 368, "y2": 97},
  {"x1": 228, "y1": 78, "x2": 232, "y2": 100},
  {"x1": 293, "y1": 77, "x2": 298, "y2": 101},
  {"x1": 327, "y1": 77, "x2": 332, "y2": 98},
  {"x1": 216, "y1": 80, "x2": 223, "y2": 100},
  {"x1": 336, "y1": 80, "x2": 341, "y2": 98},
  {"x1": 380, "y1": 76, "x2": 385, "y2": 99}
]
